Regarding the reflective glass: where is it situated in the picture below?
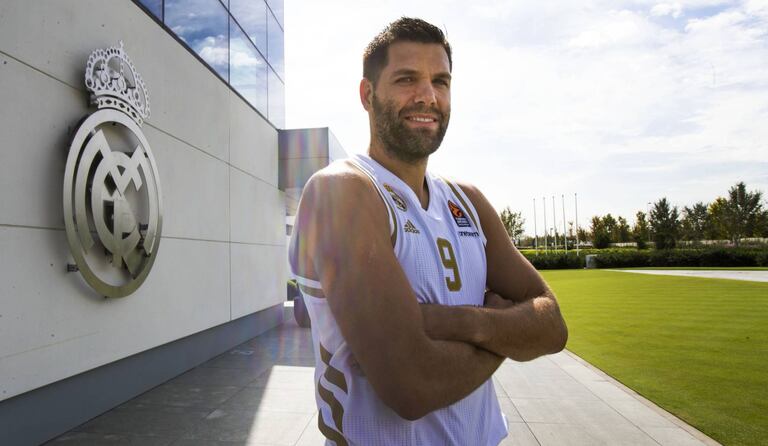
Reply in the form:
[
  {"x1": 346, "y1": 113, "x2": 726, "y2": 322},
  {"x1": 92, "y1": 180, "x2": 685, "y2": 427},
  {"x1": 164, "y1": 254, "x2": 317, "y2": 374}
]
[
  {"x1": 267, "y1": 10, "x2": 284, "y2": 79},
  {"x1": 165, "y1": 0, "x2": 229, "y2": 80},
  {"x1": 268, "y1": 67, "x2": 285, "y2": 128},
  {"x1": 230, "y1": 0, "x2": 268, "y2": 56},
  {"x1": 266, "y1": 0, "x2": 284, "y2": 28},
  {"x1": 138, "y1": 0, "x2": 162, "y2": 19},
  {"x1": 230, "y1": 18, "x2": 268, "y2": 115}
]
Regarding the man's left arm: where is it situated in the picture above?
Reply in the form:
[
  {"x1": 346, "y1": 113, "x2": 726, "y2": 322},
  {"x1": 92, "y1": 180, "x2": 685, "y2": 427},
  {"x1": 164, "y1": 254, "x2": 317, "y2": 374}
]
[{"x1": 421, "y1": 183, "x2": 568, "y2": 362}]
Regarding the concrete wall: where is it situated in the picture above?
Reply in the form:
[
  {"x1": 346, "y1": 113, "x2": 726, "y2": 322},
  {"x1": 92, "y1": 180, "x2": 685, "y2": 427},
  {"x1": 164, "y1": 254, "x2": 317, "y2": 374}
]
[{"x1": 0, "y1": 0, "x2": 287, "y2": 403}]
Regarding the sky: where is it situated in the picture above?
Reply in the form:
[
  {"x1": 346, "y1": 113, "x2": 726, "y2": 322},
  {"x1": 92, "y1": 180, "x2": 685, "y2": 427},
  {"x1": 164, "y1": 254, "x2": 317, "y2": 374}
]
[{"x1": 284, "y1": 0, "x2": 768, "y2": 236}]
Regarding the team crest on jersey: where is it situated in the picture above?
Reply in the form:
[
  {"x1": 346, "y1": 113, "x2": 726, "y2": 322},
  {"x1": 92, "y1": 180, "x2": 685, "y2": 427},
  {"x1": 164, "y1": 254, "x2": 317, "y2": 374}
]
[
  {"x1": 448, "y1": 200, "x2": 471, "y2": 228},
  {"x1": 383, "y1": 183, "x2": 407, "y2": 211},
  {"x1": 404, "y1": 219, "x2": 420, "y2": 234}
]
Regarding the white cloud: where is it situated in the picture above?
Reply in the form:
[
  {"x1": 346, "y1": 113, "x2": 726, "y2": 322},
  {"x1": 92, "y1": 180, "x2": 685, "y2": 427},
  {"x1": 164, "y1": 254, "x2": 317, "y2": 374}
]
[
  {"x1": 651, "y1": 2, "x2": 684, "y2": 17},
  {"x1": 286, "y1": 0, "x2": 768, "y2": 232}
]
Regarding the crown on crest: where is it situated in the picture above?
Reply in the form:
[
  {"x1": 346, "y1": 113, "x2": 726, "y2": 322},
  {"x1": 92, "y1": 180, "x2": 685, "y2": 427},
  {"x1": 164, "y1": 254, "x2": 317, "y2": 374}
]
[{"x1": 84, "y1": 41, "x2": 150, "y2": 125}]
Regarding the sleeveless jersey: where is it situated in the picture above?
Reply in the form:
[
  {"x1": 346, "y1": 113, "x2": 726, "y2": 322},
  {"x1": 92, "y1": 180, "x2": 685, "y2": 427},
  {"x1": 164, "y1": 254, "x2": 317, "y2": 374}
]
[{"x1": 289, "y1": 154, "x2": 508, "y2": 446}]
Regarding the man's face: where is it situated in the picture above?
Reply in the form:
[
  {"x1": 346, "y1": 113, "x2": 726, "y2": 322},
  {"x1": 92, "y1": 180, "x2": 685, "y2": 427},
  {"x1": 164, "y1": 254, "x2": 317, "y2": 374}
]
[{"x1": 370, "y1": 41, "x2": 451, "y2": 162}]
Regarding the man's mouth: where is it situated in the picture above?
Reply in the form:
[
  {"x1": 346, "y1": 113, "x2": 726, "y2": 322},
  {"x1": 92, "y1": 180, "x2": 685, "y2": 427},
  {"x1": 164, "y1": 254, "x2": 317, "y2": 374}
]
[{"x1": 404, "y1": 114, "x2": 439, "y2": 124}]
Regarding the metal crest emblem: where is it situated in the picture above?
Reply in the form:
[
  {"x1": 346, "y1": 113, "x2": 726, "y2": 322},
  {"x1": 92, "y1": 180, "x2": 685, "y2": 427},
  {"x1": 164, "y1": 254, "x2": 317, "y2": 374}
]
[{"x1": 63, "y1": 42, "x2": 162, "y2": 298}]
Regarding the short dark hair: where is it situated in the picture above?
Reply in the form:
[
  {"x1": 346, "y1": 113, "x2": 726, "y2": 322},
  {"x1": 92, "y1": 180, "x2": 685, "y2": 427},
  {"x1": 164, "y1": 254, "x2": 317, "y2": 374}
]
[{"x1": 363, "y1": 17, "x2": 452, "y2": 86}]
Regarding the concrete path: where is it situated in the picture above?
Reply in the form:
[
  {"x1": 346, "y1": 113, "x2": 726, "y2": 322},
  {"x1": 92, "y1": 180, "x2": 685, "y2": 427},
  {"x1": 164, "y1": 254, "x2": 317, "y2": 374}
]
[
  {"x1": 48, "y1": 306, "x2": 720, "y2": 446},
  {"x1": 612, "y1": 269, "x2": 768, "y2": 282}
]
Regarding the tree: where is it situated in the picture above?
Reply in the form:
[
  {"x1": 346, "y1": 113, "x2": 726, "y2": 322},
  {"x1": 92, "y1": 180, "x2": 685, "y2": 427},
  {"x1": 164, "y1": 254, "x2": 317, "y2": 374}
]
[
  {"x1": 711, "y1": 182, "x2": 764, "y2": 246},
  {"x1": 499, "y1": 207, "x2": 525, "y2": 244},
  {"x1": 602, "y1": 214, "x2": 617, "y2": 243},
  {"x1": 649, "y1": 198, "x2": 679, "y2": 249},
  {"x1": 590, "y1": 216, "x2": 611, "y2": 249},
  {"x1": 680, "y1": 202, "x2": 709, "y2": 242},
  {"x1": 616, "y1": 216, "x2": 631, "y2": 243},
  {"x1": 632, "y1": 211, "x2": 650, "y2": 249},
  {"x1": 577, "y1": 227, "x2": 590, "y2": 247}
]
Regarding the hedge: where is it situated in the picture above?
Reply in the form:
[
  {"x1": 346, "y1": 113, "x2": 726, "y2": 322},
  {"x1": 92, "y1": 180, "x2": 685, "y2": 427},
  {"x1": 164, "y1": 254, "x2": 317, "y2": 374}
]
[{"x1": 521, "y1": 248, "x2": 768, "y2": 270}]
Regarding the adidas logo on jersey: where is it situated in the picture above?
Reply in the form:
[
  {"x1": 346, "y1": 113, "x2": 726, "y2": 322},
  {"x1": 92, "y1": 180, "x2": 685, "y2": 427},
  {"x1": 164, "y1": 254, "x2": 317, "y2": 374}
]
[{"x1": 404, "y1": 220, "x2": 420, "y2": 234}]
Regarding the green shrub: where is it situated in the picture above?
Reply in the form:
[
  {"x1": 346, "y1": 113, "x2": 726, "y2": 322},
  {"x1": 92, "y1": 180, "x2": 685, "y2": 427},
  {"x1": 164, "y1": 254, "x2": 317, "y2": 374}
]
[
  {"x1": 523, "y1": 252, "x2": 584, "y2": 270},
  {"x1": 594, "y1": 248, "x2": 764, "y2": 268},
  {"x1": 521, "y1": 248, "x2": 767, "y2": 269}
]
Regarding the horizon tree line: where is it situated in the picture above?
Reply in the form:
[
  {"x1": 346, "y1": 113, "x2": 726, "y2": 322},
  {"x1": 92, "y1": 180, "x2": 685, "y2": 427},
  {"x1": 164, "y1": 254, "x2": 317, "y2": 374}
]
[{"x1": 500, "y1": 182, "x2": 768, "y2": 249}]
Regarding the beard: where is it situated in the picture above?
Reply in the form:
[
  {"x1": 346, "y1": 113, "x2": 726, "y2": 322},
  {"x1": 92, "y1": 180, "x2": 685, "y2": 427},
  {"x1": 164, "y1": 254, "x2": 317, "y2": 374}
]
[{"x1": 372, "y1": 93, "x2": 450, "y2": 163}]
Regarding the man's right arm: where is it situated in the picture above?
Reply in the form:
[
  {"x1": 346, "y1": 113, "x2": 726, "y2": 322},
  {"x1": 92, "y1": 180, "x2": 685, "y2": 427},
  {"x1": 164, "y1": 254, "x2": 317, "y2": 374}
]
[{"x1": 292, "y1": 166, "x2": 502, "y2": 420}]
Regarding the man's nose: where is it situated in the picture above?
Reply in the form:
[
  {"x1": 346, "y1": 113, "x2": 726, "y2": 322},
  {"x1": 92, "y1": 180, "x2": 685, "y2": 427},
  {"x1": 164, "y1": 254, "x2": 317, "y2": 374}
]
[{"x1": 414, "y1": 80, "x2": 437, "y2": 106}]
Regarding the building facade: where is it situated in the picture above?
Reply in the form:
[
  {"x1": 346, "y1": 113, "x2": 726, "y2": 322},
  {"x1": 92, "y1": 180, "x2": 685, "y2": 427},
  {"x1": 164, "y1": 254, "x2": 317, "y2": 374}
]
[{"x1": 0, "y1": 1, "x2": 340, "y2": 444}]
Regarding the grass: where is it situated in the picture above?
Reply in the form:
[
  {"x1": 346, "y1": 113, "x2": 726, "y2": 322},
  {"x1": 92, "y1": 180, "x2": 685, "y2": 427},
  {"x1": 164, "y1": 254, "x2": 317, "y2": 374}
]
[
  {"x1": 541, "y1": 270, "x2": 768, "y2": 446},
  {"x1": 619, "y1": 266, "x2": 768, "y2": 271}
]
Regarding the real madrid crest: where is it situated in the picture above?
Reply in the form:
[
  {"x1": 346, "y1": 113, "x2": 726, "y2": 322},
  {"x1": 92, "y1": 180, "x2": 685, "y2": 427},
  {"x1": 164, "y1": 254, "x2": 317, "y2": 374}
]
[{"x1": 63, "y1": 42, "x2": 162, "y2": 298}]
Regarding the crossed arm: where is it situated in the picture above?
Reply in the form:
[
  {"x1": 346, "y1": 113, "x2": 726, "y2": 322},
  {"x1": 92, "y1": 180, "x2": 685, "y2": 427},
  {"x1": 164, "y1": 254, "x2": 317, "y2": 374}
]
[
  {"x1": 291, "y1": 166, "x2": 566, "y2": 420},
  {"x1": 420, "y1": 183, "x2": 568, "y2": 361}
]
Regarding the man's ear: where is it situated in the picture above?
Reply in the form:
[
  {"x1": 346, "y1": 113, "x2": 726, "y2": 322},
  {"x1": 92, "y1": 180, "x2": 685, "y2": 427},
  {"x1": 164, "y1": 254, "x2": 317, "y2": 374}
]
[{"x1": 360, "y1": 78, "x2": 374, "y2": 111}]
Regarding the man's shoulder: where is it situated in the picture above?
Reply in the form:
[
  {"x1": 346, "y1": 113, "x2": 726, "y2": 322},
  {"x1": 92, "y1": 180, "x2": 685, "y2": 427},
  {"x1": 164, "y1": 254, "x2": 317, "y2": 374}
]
[{"x1": 302, "y1": 159, "x2": 382, "y2": 211}]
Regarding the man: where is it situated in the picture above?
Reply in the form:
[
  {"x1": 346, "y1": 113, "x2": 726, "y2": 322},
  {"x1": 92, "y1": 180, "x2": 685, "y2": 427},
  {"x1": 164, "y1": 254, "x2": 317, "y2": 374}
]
[{"x1": 289, "y1": 17, "x2": 568, "y2": 445}]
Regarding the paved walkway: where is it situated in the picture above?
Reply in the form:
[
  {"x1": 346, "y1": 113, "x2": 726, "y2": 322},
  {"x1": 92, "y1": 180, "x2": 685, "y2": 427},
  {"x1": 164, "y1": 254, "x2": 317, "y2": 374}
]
[
  {"x1": 613, "y1": 269, "x2": 768, "y2": 283},
  {"x1": 48, "y1": 307, "x2": 719, "y2": 446}
]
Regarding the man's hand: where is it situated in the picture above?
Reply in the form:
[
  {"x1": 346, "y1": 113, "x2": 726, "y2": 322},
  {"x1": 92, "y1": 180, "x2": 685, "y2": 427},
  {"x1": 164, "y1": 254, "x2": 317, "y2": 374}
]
[{"x1": 484, "y1": 290, "x2": 512, "y2": 309}]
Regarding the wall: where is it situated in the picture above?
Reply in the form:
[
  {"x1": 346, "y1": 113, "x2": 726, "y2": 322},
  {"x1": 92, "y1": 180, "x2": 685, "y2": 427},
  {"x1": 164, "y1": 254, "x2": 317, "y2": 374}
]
[{"x1": 0, "y1": 0, "x2": 287, "y2": 403}]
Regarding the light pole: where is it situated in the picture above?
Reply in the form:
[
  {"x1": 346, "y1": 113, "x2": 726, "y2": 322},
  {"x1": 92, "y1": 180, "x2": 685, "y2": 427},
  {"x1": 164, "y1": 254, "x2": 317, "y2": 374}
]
[
  {"x1": 533, "y1": 198, "x2": 538, "y2": 254},
  {"x1": 562, "y1": 194, "x2": 567, "y2": 254},
  {"x1": 574, "y1": 193, "x2": 580, "y2": 256},
  {"x1": 552, "y1": 195, "x2": 557, "y2": 252},
  {"x1": 647, "y1": 202, "x2": 652, "y2": 244},
  {"x1": 543, "y1": 196, "x2": 548, "y2": 254}
]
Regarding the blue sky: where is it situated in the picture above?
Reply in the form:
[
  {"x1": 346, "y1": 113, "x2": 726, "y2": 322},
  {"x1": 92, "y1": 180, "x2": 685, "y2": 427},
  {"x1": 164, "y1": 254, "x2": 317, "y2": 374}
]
[{"x1": 285, "y1": 0, "x2": 768, "y2": 235}]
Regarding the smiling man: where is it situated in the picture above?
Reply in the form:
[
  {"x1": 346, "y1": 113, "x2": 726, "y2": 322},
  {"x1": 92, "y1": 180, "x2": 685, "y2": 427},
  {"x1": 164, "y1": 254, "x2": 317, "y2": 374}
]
[{"x1": 289, "y1": 17, "x2": 568, "y2": 445}]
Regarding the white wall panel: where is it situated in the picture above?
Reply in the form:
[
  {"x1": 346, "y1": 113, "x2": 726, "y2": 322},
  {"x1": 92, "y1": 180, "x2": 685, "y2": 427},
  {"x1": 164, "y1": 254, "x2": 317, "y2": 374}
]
[
  {"x1": 0, "y1": 54, "x2": 86, "y2": 229},
  {"x1": 230, "y1": 168, "x2": 286, "y2": 246},
  {"x1": 0, "y1": 0, "x2": 231, "y2": 161},
  {"x1": 0, "y1": 0, "x2": 288, "y2": 403},
  {"x1": 231, "y1": 243, "x2": 287, "y2": 320},
  {"x1": 0, "y1": 227, "x2": 230, "y2": 400},
  {"x1": 147, "y1": 126, "x2": 230, "y2": 242},
  {"x1": 229, "y1": 91, "x2": 279, "y2": 186}
]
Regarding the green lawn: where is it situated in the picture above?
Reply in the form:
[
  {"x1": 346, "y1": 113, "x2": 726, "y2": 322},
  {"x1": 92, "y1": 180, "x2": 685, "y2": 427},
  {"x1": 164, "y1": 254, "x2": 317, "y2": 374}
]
[
  {"x1": 541, "y1": 270, "x2": 768, "y2": 446},
  {"x1": 620, "y1": 266, "x2": 768, "y2": 271}
]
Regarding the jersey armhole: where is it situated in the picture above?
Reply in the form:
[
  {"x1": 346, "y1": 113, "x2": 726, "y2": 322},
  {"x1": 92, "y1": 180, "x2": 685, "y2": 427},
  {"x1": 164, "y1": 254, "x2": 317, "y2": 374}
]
[
  {"x1": 440, "y1": 177, "x2": 488, "y2": 246},
  {"x1": 347, "y1": 159, "x2": 399, "y2": 248}
]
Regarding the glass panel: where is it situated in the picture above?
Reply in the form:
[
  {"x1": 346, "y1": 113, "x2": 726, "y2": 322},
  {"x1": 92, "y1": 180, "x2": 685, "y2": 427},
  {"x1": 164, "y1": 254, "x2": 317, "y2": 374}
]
[
  {"x1": 267, "y1": 10, "x2": 284, "y2": 79},
  {"x1": 138, "y1": 0, "x2": 163, "y2": 19},
  {"x1": 266, "y1": 0, "x2": 284, "y2": 28},
  {"x1": 229, "y1": 0, "x2": 268, "y2": 56},
  {"x1": 230, "y1": 18, "x2": 268, "y2": 115},
  {"x1": 165, "y1": 0, "x2": 229, "y2": 80},
  {"x1": 268, "y1": 67, "x2": 285, "y2": 128}
]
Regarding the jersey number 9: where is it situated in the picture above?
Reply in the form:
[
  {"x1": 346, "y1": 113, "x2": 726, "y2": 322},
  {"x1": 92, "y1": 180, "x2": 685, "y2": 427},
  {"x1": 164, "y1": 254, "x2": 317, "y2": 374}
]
[{"x1": 436, "y1": 238, "x2": 462, "y2": 292}]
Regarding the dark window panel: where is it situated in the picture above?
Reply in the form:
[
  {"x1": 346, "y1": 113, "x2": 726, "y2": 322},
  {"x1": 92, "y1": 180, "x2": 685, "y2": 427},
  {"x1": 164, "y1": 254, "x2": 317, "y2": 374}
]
[
  {"x1": 230, "y1": 0, "x2": 268, "y2": 56},
  {"x1": 138, "y1": 0, "x2": 163, "y2": 19},
  {"x1": 165, "y1": 0, "x2": 229, "y2": 81},
  {"x1": 266, "y1": 0, "x2": 284, "y2": 28},
  {"x1": 230, "y1": 18, "x2": 268, "y2": 115},
  {"x1": 267, "y1": 10, "x2": 284, "y2": 79},
  {"x1": 268, "y1": 67, "x2": 285, "y2": 128}
]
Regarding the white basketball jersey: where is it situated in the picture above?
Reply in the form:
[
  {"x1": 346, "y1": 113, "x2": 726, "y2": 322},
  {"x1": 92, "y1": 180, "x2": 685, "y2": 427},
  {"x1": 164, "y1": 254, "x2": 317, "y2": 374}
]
[{"x1": 289, "y1": 154, "x2": 508, "y2": 446}]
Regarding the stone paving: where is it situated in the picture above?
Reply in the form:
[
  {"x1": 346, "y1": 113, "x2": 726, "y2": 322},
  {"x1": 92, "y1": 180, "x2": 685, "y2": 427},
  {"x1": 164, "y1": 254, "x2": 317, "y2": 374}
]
[
  {"x1": 612, "y1": 269, "x2": 768, "y2": 283},
  {"x1": 48, "y1": 306, "x2": 719, "y2": 446}
]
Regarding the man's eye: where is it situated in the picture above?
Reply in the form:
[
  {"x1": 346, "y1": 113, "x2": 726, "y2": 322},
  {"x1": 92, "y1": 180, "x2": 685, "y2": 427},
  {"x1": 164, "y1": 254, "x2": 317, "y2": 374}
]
[
  {"x1": 397, "y1": 77, "x2": 413, "y2": 83},
  {"x1": 434, "y1": 79, "x2": 450, "y2": 87}
]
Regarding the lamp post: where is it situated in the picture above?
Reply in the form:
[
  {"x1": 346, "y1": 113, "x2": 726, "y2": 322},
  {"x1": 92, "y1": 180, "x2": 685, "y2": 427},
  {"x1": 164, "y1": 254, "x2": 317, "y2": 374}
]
[{"x1": 647, "y1": 201, "x2": 652, "y2": 244}]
